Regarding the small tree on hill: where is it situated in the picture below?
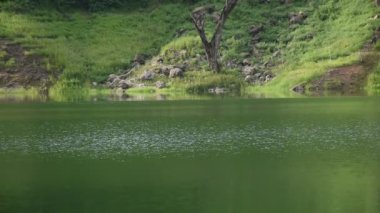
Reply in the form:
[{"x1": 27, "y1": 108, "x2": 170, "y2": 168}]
[{"x1": 191, "y1": 0, "x2": 239, "y2": 73}]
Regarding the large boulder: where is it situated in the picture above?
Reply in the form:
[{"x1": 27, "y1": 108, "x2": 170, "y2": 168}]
[
  {"x1": 159, "y1": 65, "x2": 174, "y2": 76},
  {"x1": 169, "y1": 68, "x2": 184, "y2": 78}
]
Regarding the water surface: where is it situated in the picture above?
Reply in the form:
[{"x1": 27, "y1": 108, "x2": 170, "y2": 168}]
[{"x1": 0, "y1": 97, "x2": 379, "y2": 212}]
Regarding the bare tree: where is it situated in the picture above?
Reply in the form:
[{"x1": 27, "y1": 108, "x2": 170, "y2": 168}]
[{"x1": 191, "y1": 0, "x2": 239, "y2": 73}]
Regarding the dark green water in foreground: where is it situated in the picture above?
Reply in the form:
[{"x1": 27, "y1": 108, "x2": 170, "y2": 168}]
[{"x1": 0, "y1": 97, "x2": 380, "y2": 213}]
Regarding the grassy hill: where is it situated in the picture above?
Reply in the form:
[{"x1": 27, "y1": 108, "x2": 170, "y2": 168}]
[{"x1": 0, "y1": 0, "x2": 379, "y2": 96}]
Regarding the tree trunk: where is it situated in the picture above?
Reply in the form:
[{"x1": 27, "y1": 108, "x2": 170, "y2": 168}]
[
  {"x1": 191, "y1": 0, "x2": 239, "y2": 73},
  {"x1": 204, "y1": 42, "x2": 221, "y2": 72},
  {"x1": 377, "y1": 0, "x2": 380, "y2": 6}
]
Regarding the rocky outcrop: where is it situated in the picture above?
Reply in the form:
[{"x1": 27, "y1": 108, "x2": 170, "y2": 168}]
[
  {"x1": 106, "y1": 74, "x2": 135, "y2": 89},
  {"x1": 241, "y1": 63, "x2": 274, "y2": 85},
  {"x1": 105, "y1": 55, "x2": 188, "y2": 90}
]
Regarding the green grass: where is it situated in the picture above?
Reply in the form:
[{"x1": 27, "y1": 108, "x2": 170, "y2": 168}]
[
  {"x1": 249, "y1": 0, "x2": 378, "y2": 95},
  {"x1": 366, "y1": 62, "x2": 380, "y2": 95},
  {"x1": 0, "y1": 0, "x2": 379, "y2": 96},
  {"x1": 0, "y1": 4, "x2": 191, "y2": 84}
]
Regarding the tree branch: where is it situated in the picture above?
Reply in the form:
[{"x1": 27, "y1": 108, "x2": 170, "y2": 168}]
[{"x1": 211, "y1": 0, "x2": 239, "y2": 44}]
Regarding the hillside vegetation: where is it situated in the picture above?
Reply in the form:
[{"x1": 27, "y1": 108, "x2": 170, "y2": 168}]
[{"x1": 0, "y1": 0, "x2": 379, "y2": 96}]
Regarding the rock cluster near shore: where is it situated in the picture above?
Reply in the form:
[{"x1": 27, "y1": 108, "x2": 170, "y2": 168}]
[{"x1": 105, "y1": 54, "x2": 187, "y2": 91}]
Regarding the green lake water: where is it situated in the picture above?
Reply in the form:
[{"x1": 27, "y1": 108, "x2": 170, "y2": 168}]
[{"x1": 0, "y1": 97, "x2": 379, "y2": 212}]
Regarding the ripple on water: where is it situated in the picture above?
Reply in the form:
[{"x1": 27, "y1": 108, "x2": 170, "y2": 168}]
[{"x1": 0, "y1": 119, "x2": 380, "y2": 159}]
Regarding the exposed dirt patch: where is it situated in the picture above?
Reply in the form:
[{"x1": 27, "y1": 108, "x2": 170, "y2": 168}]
[
  {"x1": 293, "y1": 29, "x2": 380, "y2": 96},
  {"x1": 0, "y1": 38, "x2": 56, "y2": 91}
]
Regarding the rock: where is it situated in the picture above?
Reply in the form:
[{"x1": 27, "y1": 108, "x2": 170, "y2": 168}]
[
  {"x1": 157, "y1": 57, "x2": 164, "y2": 64},
  {"x1": 242, "y1": 66, "x2": 256, "y2": 76},
  {"x1": 107, "y1": 77, "x2": 121, "y2": 89},
  {"x1": 92, "y1": 82, "x2": 97, "y2": 87},
  {"x1": 289, "y1": 12, "x2": 307, "y2": 25},
  {"x1": 226, "y1": 60, "x2": 239, "y2": 68},
  {"x1": 108, "y1": 74, "x2": 118, "y2": 82},
  {"x1": 169, "y1": 68, "x2": 184, "y2": 78},
  {"x1": 242, "y1": 59, "x2": 251, "y2": 66},
  {"x1": 155, "y1": 81, "x2": 166, "y2": 89},
  {"x1": 293, "y1": 84, "x2": 305, "y2": 93},
  {"x1": 245, "y1": 75, "x2": 254, "y2": 83},
  {"x1": 119, "y1": 80, "x2": 134, "y2": 89},
  {"x1": 133, "y1": 54, "x2": 147, "y2": 65},
  {"x1": 160, "y1": 65, "x2": 174, "y2": 76},
  {"x1": 253, "y1": 72, "x2": 262, "y2": 80},
  {"x1": 265, "y1": 75, "x2": 272, "y2": 82},
  {"x1": 140, "y1": 70, "x2": 156, "y2": 81}
]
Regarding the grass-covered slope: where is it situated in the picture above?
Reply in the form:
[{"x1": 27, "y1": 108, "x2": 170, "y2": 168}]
[
  {"x1": 0, "y1": 0, "x2": 379, "y2": 95},
  {"x1": 0, "y1": 4, "x2": 191, "y2": 86},
  {"x1": 256, "y1": 0, "x2": 379, "y2": 95}
]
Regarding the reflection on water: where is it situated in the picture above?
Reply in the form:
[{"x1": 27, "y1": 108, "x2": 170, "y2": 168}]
[
  {"x1": 0, "y1": 98, "x2": 379, "y2": 212},
  {"x1": 0, "y1": 92, "x2": 170, "y2": 102},
  {"x1": 0, "y1": 91, "x2": 220, "y2": 102}
]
